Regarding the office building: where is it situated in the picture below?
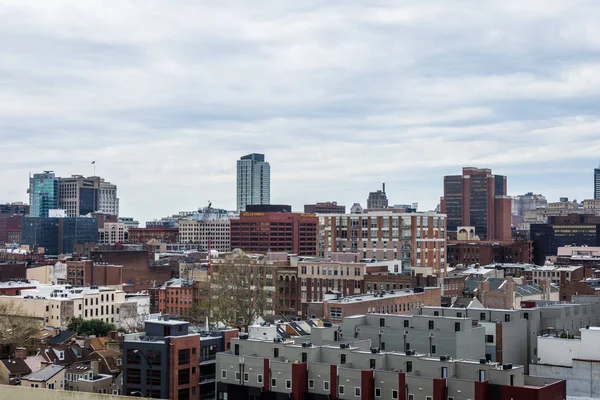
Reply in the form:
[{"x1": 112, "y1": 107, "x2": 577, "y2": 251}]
[
  {"x1": 217, "y1": 318, "x2": 564, "y2": 400},
  {"x1": 21, "y1": 217, "x2": 99, "y2": 256},
  {"x1": 530, "y1": 214, "x2": 600, "y2": 265},
  {"x1": 319, "y1": 211, "x2": 447, "y2": 274},
  {"x1": 304, "y1": 202, "x2": 345, "y2": 214},
  {"x1": 127, "y1": 227, "x2": 179, "y2": 244},
  {"x1": 0, "y1": 214, "x2": 25, "y2": 244},
  {"x1": 58, "y1": 175, "x2": 101, "y2": 217},
  {"x1": 178, "y1": 218, "x2": 230, "y2": 253},
  {"x1": 595, "y1": 165, "x2": 600, "y2": 200},
  {"x1": 236, "y1": 153, "x2": 270, "y2": 212},
  {"x1": 230, "y1": 208, "x2": 318, "y2": 256},
  {"x1": 28, "y1": 171, "x2": 59, "y2": 217},
  {"x1": 123, "y1": 318, "x2": 200, "y2": 399},
  {"x1": 99, "y1": 179, "x2": 119, "y2": 216},
  {"x1": 441, "y1": 167, "x2": 511, "y2": 241},
  {"x1": 367, "y1": 183, "x2": 388, "y2": 209},
  {"x1": 511, "y1": 193, "x2": 547, "y2": 217},
  {"x1": 0, "y1": 202, "x2": 29, "y2": 216},
  {"x1": 446, "y1": 240, "x2": 533, "y2": 267}
]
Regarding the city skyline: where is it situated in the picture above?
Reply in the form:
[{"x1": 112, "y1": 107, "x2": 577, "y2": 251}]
[{"x1": 1, "y1": 1, "x2": 600, "y2": 223}]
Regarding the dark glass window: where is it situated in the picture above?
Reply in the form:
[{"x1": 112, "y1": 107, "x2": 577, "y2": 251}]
[
  {"x1": 178, "y1": 368, "x2": 190, "y2": 385},
  {"x1": 126, "y1": 368, "x2": 141, "y2": 384},
  {"x1": 179, "y1": 349, "x2": 190, "y2": 365},
  {"x1": 126, "y1": 349, "x2": 141, "y2": 364}
]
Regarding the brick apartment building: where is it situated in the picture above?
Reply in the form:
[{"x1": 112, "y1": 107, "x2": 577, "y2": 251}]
[
  {"x1": 155, "y1": 278, "x2": 194, "y2": 318},
  {"x1": 123, "y1": 318, "x2": 200, "y2": 399},
  {"x1": 319, "y1": 211, "x2": 447, "y2": 274},
  {"x1": 446, "y1": 240, "x2": 532, "y2": 267},
  {"x1": 127, "y1": 227, "x2": 179, "y2": 244},
  {"x1": 230, "y1": 209, "x2": 318, "y2": 256}
]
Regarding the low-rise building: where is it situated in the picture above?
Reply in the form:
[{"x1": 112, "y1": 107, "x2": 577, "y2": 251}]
[
  {"x1": 0, "y1": 348, "x2": 32, "y2": 385},
  {"x1": 21, "y1": 364, "x2": 66, "y2": 390}
]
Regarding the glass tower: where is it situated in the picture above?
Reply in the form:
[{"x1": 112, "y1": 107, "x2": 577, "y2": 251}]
[
  {"x1": 595, "y1": 166, "x2": 600, "y2": 200},
  {"x1": 29, "y1": 171, "x2": 59, "y2": 217},
  {"x1": 236, "y1": 153, "x2": 270, "y2": 212}
]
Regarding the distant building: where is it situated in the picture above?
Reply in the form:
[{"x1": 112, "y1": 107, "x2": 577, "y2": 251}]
[
  {"x1": 367, "y1": 183, "x2": 388, "y2": 209},
  {"x1": 127, "y1": 227, "x2": 179, "y2": 244},
  {"x1": 122, "y1": 318, "x2": 200, "y2": 399},
  {"x1": 99, "y1": 178, "x2": 119, "y2": 216},
  {"x1": 446, "y1": 240, "x2": 533, "y2": 267},
  {"x1": 349, "y1": 203, "x2": 363, "y2": 214},
  {"x1": 236, "y1": 153, "x2": 270, "y2": 212},
  {"x1": 230, "y1": 209, "x2": 317, "y2": 256},
  {"x1": 0, "y1": 214, "x2": 25, "y2": 244},
  {"x1": 512, "y1": 192, "x2": 547, "y2": 217},
  {"x1": 530, "y1": 214, "x2": 600, "y2": 265},
  {"x1": 28, "y1": 171, "x2": 59, "y2": 218},
  {"x1": 156, "y1": 278, "x2": 194, "y2": 318},
  {"x1": 177, "y1": 218, "x2": 230, "y2": 253},
  {"x1": 304, "y1": 202, "x2": 345, "y2": 214},
  {"x1": 595, "y1": 165, "x2": 600, "y2": 200},
  {"x1": 21, "y1": 217, "x2": 99, "y2": 256},
  {"x1": 58, "y1": 175, "x2": 101, "y2": 217},
  {"x1": 441, "y1": 167, "x2": 511, "y2": 241},
  {"x1": 0, "y1": 202, "x2": 29, "y2": 216}
]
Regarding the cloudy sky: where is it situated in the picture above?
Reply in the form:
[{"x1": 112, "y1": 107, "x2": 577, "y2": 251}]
[{"x1": 1, "y1": 0, "x2": 600, "y2": 223}]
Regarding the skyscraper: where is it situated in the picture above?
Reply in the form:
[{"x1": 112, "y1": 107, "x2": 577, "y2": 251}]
[
  {"x1": 367, "y1": 183, "x2": 389, "y2": 209},
  {"x1": 28, "y1": 171, "x2": 59, "y2": 217},
  {"x1": 236, "y1": 153, "x2": 270, "y2": 212},
  {"x1": 99, "y1": 178, "x2": 119, "y2": 216},
  {"x1": 59, "y1": 175, "x2": 101, "y2": 217},
  {"x1": 441, "y1": 167, "x2": 511, "y2": 241},
  {"x1": 595, "y1": 165, "x2": 600, "y2": 200}
]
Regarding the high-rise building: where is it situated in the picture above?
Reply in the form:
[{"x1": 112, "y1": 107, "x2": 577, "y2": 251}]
[
  {"x1": 441, "y1": 167, "x2": 511, "y2": 241},
  {"x1": 595, "y1": 165, "x2": 600, "y2": 200},
  {"x1": 236, "y1": 153, "x2": 270, "y2": 212},
  {"x1": 58, "y1": 175, "x2": 101, "y2": 217},
  {"x1": 21, "y1": 217, "x2": 99, "y2": 255},
  {"x1": 367, "y1": 183, "x2": 388, "y2": 209},
  {"x1": 99, "y1": 178, "x2": 119, "y2": 216},
  {"x1": 28, "y1": 171, "x2": 59, "y2": 217},
  {"x1": 511, "y1": 192, "x2": 547, "y2": 216}
]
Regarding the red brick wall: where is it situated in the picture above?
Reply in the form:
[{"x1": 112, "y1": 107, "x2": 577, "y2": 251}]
[
  {"x1": 91, "y1": 251, "x2": 171, "y2": 292},
  {"x1": 168, "y1": 335, "x2": 200, "y2": 400}
]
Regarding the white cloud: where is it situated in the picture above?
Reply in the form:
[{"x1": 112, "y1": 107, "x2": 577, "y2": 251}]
[{"x1": 1, "y1": 0, "x2": 599, "y2": 222}]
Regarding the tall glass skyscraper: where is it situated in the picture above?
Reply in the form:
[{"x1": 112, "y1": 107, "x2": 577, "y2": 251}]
[
  {"x1": 236, "y1": 153, "x2": 270, "y2": 211},
  {"x1": 29, "y1": 171, "x2": 59, "y2": 217}
]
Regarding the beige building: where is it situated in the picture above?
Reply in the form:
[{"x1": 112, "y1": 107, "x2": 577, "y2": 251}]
[
  {"x1": 319, "y1": 211, "x2": 447, "y2": 274},
  {"x1": 177, "y1": 217, "x2": 230, "y2": 252},
  {"x1": 0, "y1": 284, "x2": 126, "y2": 328},
  {"x1": 21, "y1": 364, "x2": 66, "y2": 390},
  {"x1": 26, "y1": 265, "x2": 54, "y2": 284},
  {"x1": 98, "y1": 222, "x2": 126, "y2": 245}
]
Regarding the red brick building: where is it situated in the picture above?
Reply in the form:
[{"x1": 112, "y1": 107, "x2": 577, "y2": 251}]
[
  {"x1": 0, "y1": 215, "x2": 24, "y2": 244},
  {"x1": 303, "y1": 202, "x2": 345, "y2": 214},
  {"x1": 446, "y1": 240, "x2": 533, "y2": 267},
  {"x1": 66, "y1": 259, "x2": 123, "y2": 287},
  {"x1": 230, "y1": 212, "x2": 317, "y2": 256},
  {"x1": 156, "y1": 278, "x2": 194, "y2": 318},
  {"x1": 127, "y1": 227, "x2": 179, "y2": 244}
]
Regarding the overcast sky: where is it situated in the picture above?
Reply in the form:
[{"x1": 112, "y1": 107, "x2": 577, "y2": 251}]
[{"x1": 1, "y1": 1, "x2": 600, "y2": 224}]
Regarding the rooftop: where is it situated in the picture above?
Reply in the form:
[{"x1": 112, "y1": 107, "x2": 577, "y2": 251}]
[
  {"x1": 325, "y1": 288, "x2": 434, "y2": 304},
  {"x1": 22, "y1": 364, "x2": 65, "y2": 382}
]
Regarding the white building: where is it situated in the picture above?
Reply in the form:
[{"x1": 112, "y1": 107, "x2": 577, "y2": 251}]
[
  {"x1": 530, "y1": 326, "x2": 600, "y2": 398},
  {"x1": 118, "y1": 293, "x2": 152, "y2": 332},
  {"x1": 98, "y1": 222, "x2": 126, "y2": 245},
  {"x1": 236, "y1": 153, "x2": 270, "y2": 212},
  {"x1": 177, "y1": 217, "x2": 230, "y2": 252},
  {"x1": 99, "y1": 179, "x2": 119, "y2": 216}
]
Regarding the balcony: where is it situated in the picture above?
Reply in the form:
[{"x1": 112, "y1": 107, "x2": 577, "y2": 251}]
[{"x1": 199, "y1": 374, "x2": 216, "y2": 384}]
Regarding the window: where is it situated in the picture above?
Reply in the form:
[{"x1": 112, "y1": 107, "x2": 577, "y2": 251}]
[
  {"x1": 271, "y1": 378, "x2": 277, "y2": 387},
  {"x1": 302, "y1": 352, "x2": 307, "y2": 363},
  {"x1": 479, "y1": 370, "x2": 486, "y2": 382},
  {"x1": 147, "y1": 370, "x2": 161, "y2": 386},
  {"x1": 235, "y1": 371, "x2": 241, "y2": 381},
  {"x1": 330, "y1": 307, "x2": 342, "y2": 319},
  {"x1": 426, "y1": 397, "x2": 432, "y2": 400},
  {"x1": 505, "y1": 314, "x2": 510, "y2": 322},
  {"x1": 370, "y1": 359, "x2": 376, "y2": 369},
  {"x1": 404, "y1": 320, "x2": 409, "y2": 328},
  {"x1": 434, "y1": 311, "x2": 439, "y2": 316},
  {"x1": 178, "y1": 388, "x2": 189, "y2": 400},
  {"x1": 392, "y1": 390, "x2": 399, "y2": 399},
  {"x1": 379, "y1": 318, "x2": 385, "y2": 327},
  {"x1": 126, "y1": 369, "x2": 141, "y2": 384},
  {"x1": 381, "y1": 342, "x2": 386, "y2": 351},
  {"x1": 308, "y1": 379, "x2": 314, "y2": 389},
  {"x1": 286, "y1": 380, "x2": 291, "y2": 389},
  {"x1": 480, "y1": 312, "x2": 486, "y2": 321},
  {"x1": 323, "y1": 381, "x2": 330, "y2": 391},
  {"x1": 179, "y1": 349, "x2": 191, "y2": 365},
  {"x1": 192, "y1": 347, "x2": 197, "y2": 354},
  {"x1": 341, "y1": 354, "x2": 346, "y2": 364},
  {"x1": 234, "y1": 344, "x2": 240, "y2": 356},
  {"x1": 486, "y1": 335, "x2": 494, "y2": 343},
  {"x1": 429, "y1": 321, "x2": 434, "y2": 330},
  {"x1": 179, "y1": 368, "x2": 190, "y2": 385},
  {"x1": 221, "y1": 370, "x2": 227, "y2": 379},
  {"x1": 375, "y1": 387, "x2": 381, "y2": 397},
  {"x1": 431, "y1": 345, "x2": 436, "y2": 354},
  {"x1": 455, "y1": 322, "x2": 461, "y2": 332},
  {"x1": 355, "y1": 388, "x2": 361, "y2": 397},
  {"x1": 510, "y1": 374, "x2": 514, "y2": 386},
  {"x1": 274, "y1": 348, "x2": 279, "y2": 358},
  {"x1": 48, "y1": 383, "x2": 55, "y2": 389},
  {"x1": 244, "y1": 373, "x2": 249, "y2": 382},
  {"x1": 147, "y1": 350, "x2": 162, "y2": 366},
  {"x1": 257, "y1": 374, "x2": 263, "y2": 384},
  {"x1": 126, "y1": 349, "x2": 141, "y2": 364},
  {"x1": 406, "y1": 361, "x2": 412, "y2": 372},
  {"x1": 441, "y1": 367, "x2": 448, "y2": 378},
  {"x1": 456, "y1": 312, "x2": 462, "y2": 318},
  {"x1": 339, "y1": 385, "x2": 346, "y2": 394}
]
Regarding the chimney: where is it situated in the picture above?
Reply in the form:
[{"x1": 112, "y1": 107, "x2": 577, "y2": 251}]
[
  {"x1": 14, "y1": 348, "x2": 26, "y2": 360},
  {"x1": 382, "y1": 183, "x2": 386, "y2": 193}
]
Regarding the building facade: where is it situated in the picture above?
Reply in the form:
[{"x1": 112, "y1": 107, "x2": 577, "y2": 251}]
[
  {"x1": 367, "y1": 184, "x2": 388, "y2": 209},
  {"x1": 123, "y1": 318, "x2": 200, "y2": 399},
  {"x1": 319, "y1": 211, "x2": 447, "y2": 274},
  {"x1": 511, "y1": 193, "x2": 547, "y2": 217},
  {"x1": 595, "y1": 165, "x2": 600, "y2": 200},
  {"x1": 156, "y1": 278, "x2": 194, "y2": 318},
  {"x1": 236, "y1": 153, "x2": 270, "y2": 212},
  {"x1": 446, "y1": 240, "x2": 533, "y2": 267},
  {"x1": 21, "y1": 217, "x2": 99, "y2": 256},
  {"x1": 127, "y1": 227, "x2": 179, "y2": 244},
  {"x1": 58, "y1": 175, "x2": 101, "y2": 217},
  {"x1": 178, "y1": 218, "x2": 230, "y2": 253},
  {"x1": 230, "y1": 211, "x2": 318, "y2": 256},
  {"x1": 99, "y1": 179, "x2": 119, "y2": 216},
  {"x1": 441, "y1": 167, "x2": 511, "y2": 241},
  {"x1": 304, "y1": 202, "x2": 345, "y2": 214},
  {"x1": 29, "y1": 171, "x2": 59, "y2": 218}
]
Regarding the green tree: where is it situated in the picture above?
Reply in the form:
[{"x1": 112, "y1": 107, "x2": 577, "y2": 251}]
[{"x1": 67, "y1": 317, "x2": 116, "y2": 337}]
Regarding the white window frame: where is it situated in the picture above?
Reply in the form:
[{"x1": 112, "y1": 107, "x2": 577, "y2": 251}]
[
  {"x1": 339, "y1": 385, "x2": 345, "y2": 395},
  {"x1": 408, "y1": 395, "x2": 415, "y2": 400},
  {"x1": 257, "y1": 374, "x2": 263, "y2": 384},
  {"x1": 308, "y1": 379, "x2": 314, "y2": 389},
  {"x1": 235, "y1": 371, "x2": 240, "y2": 381},
  {"x1": 323, "y1": 381, "x2": 330, "y2": 391},
  {"x1": 355, "y1": 387, "x2": 361, "y2": 397},
  {"x1": 286, "y1": 380, "x2": 291, "y2": 389},
  {"x1": 221, "y1": 370, "x2": 227, "y2": 379},
  {"x1": 375, "y1": 387, "x2": 381, "y2": 397},
  {"x1": 392, "y1": 390, "x2": 399, "y2": 399},
  {"x1": 271, "y1": 378, "x2": 277, "y2": 388},
  {"x1": 244, "y1": 373, "x2": 249, "y2": 382}
]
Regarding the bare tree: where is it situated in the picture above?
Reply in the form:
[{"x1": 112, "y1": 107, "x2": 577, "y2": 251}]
[{"x1": 0, "y1": 300, "x2": 43, "y2": 353}]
